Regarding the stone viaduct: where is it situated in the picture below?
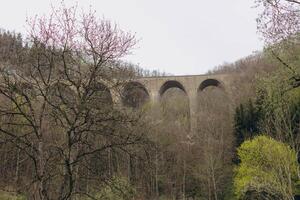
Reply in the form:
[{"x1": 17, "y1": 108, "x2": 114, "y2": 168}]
[{"x1": 118, "y1": 73, "x2": 233, "y2": 133}]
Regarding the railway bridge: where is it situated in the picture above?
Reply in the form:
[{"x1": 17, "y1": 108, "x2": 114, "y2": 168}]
[{"x1": 119, "y1": 73, "x2": 233, "y2": 132}]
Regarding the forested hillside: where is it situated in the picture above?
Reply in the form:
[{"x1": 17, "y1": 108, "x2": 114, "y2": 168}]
[{"x1": 1, "y1": 1, "x2": 300, "y2": 200}]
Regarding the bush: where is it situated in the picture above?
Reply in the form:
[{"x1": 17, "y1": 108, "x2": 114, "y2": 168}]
[
  {"x1": 95, "y1": 176, "x2": 136, "y2": 200},
  {"x1": 234, "y1": 135, "x2": 298, "y2": 200}
]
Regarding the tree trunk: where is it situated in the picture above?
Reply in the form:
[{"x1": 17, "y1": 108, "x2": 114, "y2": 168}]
[
  {"x1": 182, "y1": 158, "x2": 186, "y2": 200},
  {"x1": 211, "y1": 167, "x2": 218, "y2": 200},
  {"x1": 32, "y1": 141, "x2": 48, "y2": 200},
  {"x1": 15, "y1": 148, "x2": 20, "y2": 186}
]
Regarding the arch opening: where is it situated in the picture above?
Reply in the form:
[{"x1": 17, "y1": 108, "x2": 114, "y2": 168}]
[
  {"x1": 160, "y1": 88, "x2": 190, "y2": 122},
  {"x1": 197, "y1": 79, "x2": 229, "y2": 131},
  {"x1": 88, "y1": 82, "x2": 113, "y2": 109},
  {"x1": 159, "y1": 80, "x2": 190, "y2": 132},
  {"x1": 49, "y1": 82, "x2": 113, "y2": 111},
  {"x1": 159, "y1": 80, "x2": 186, "y2": 98},
  {"x1": 49, "y1": 83, "x2": 76, "y2": 106},
  {"x1": 198, "y1": 79, "x2": 222, "y2": 92},
  {"x1": 122, "y1": 82, "x2": 150, "y2": 108}
]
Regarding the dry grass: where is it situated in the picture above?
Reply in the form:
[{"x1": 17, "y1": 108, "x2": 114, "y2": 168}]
[{"x1": 0, "y1": 190, "x2": 25, "y2": 200}]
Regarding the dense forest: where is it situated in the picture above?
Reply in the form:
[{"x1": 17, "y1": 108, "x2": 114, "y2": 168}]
[{"x1": 1, "y1": 0, "x2": 300, "y2": 200}]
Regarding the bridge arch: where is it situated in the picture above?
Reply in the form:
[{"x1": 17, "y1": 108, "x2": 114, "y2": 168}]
[
  {"x1": 49, "y1": 82, "x2": 113, "y2": 109},
  {"x1": 198, "y1": 79, "x2": 223, "y2": 92},
  {"x1": 159, "y1": 80, "x2": 191, "y2": 131},
  {"x1": 159, "y1": 80, "x2": 186, "y2": 98},
  {"x1": 89, "y1": 82, "x2": 113, "y2": 107},
  {"x1": 49, "y1": 82, "x2": 77, "y2": 105},
  {"x1": 121, "y1": 81, "x2": 150, "y2": 108}
]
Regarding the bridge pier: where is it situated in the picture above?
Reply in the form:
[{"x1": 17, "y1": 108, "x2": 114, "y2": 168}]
[
  {"x1": 149, "y1": 90, "x2": 159, "y2": 105},
  {"x1": 188, "y1": 91, "x2": 198, "y2": 135}
]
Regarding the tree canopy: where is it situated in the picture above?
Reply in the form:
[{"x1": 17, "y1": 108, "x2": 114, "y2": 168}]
[{"x1": 234, "y1": 135, "x2": 298, "y2": 200}]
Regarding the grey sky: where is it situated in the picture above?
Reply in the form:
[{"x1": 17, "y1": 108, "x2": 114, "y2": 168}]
[{"x1": 0, "y1": 0, "x2": 263, "y2": 75}]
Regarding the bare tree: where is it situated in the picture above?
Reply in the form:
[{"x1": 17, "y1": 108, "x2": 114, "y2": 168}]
[
  {"x1": 0, "y1": 2, "x2": 150, "y2": 200},
  {"x1": 256, "y1": 0, "x2": 300, "y2": 88},
  {"x1": 194, "y1": 86, "x2": 234, "y2": 200},
  {"x1": 256, "y1": 0, "x2": 300, "y2": 43}
]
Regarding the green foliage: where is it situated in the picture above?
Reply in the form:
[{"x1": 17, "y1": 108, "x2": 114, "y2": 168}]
[
  {"x1": 256, "y1": 67, "x2": 300, "y2": 148},
  {"x1": 234, "y1": 135, "x2": 299, "y2": 200},
  {"x1": 265, "y1": 40, "x2": 300, "y2": 80},
  {"x1": 234, "y1": 99, "x2": 261, "y2": 147},
  {"x1": 223, "y1": 180, "x2": 237, "y2": 200},
  {"x1": 94, "y1": 176, "x2": 136, "y2": 200}
]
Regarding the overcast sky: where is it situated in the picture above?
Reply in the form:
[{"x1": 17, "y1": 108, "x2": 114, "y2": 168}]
[{"x1": 0, "y1": 0, "x2": 264, "y2": 75}]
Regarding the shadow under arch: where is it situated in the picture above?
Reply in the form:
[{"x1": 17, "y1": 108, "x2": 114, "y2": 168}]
[
  {"x1": 159, "y1": 80, "x2": 187, "y2": 98},
  {"x1": 198, "y1": 79, "x2": 224, "y2": 92},
  {"x1": 159, "y1": 80, "x2": 191, "y2": 132},
  {"x1": 122, "y1": 81, "x2": 150, "y2": 108},
  {"x1": 48, "y1": 82, "x2": 113, "y2": 109},
  {"x1": 88, "y1": 82, "x2": 113, "y2": 107},
  {"x1": 48, "y1": 82, "x2": 77, "y2": 106},
  {"x1": 196, "y1": 78, "x2": 229, "y2": 125}
]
